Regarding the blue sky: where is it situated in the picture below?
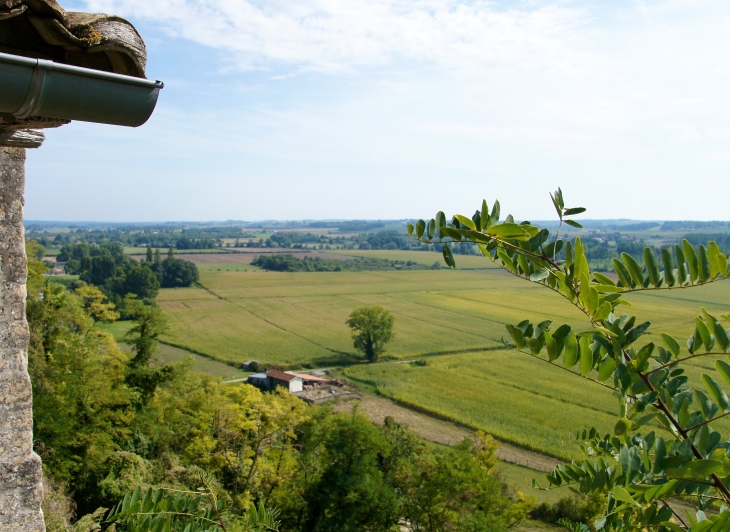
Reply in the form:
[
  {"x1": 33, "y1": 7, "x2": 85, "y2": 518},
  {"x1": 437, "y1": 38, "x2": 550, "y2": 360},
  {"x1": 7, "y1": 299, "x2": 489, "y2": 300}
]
[{"x1": 25, "y1": 0, "x2": 730, "y2": 222}]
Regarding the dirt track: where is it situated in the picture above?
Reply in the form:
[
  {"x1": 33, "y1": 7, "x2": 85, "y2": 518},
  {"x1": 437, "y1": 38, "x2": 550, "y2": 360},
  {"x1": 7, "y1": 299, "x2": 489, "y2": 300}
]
[{"x1": 333, "y1": 394, "x2": 560, "y2": 473}]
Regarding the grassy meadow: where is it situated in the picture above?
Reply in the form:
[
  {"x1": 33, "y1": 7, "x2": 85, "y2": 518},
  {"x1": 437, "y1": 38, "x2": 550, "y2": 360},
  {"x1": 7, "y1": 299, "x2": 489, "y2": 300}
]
[{"x1": 154, "y1": 250, "x2": 730, "y2": 459}]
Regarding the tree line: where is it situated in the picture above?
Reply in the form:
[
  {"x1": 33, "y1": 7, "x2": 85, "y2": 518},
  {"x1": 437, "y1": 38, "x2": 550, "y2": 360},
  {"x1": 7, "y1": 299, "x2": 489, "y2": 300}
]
[{"x1": 54, "y1": 241, "x2": 199, "y2": 304}]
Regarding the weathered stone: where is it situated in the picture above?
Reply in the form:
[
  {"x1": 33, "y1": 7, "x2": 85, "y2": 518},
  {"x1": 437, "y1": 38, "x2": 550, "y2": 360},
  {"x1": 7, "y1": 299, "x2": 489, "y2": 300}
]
[
  {"x1": 0, "y1": 130, "x2": 44, "y2": 149},
  {"x1": 0, "y1": 147, "x2": 44, "y2": 531}
]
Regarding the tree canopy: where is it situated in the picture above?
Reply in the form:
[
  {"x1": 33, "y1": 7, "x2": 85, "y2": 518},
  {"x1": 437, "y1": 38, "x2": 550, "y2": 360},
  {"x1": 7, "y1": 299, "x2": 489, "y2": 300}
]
[{"x1": 346, "y1": 305, "x2": 395, "y2": 362}]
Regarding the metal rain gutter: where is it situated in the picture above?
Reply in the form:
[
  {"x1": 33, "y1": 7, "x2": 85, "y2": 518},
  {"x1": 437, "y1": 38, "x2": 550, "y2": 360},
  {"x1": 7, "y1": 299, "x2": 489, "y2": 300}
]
[{"x1": 0, "y1": 51, "x2": 164, "y2": 128}]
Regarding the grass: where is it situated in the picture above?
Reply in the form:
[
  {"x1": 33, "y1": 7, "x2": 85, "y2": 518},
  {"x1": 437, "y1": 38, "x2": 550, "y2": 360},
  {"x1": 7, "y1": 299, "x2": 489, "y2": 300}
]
[
  {"x1": 153, "y1": 343, "x2": 249, "y2": 380},
  {"x1": 195, "y1": 263, "x2": 262, "y2": 272},
  {"x1": 345, "y1": 352, "x2": 620, "y2": 460},
  {"x1": 498, "y1": 462, "x2": 569, "y2": 504},
  {"x1": 96, "y1": 320, "x2": 134, "y2": 341},
  {"x1": 158, "y1": 262, "x2": 730, "y2": 368},
  {"x1": 152, "y1": 252, "x2": 730, "y2": 460},
  {"x1": 329, "y1": 249, "x2": 498, "y2": 269}
]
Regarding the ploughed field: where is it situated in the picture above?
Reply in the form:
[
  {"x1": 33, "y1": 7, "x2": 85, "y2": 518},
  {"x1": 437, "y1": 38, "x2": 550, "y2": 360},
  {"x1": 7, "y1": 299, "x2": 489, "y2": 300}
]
[{"x1": 157, "y1": 251, "x2": 730, "y2": 460}]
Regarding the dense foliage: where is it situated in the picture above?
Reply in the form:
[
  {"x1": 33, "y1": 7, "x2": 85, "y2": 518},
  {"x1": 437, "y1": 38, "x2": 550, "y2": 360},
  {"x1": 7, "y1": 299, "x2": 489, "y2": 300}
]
[
  {"x1": 57, "y1": 242, "x2": 198, "y2": 301},
  {"x1": 409, "y1": 189, "x2": 730, "y2": 531},
  {"x1": 251, "y1": 253, "x2": 430, "y2": 272},
  {"x1": 346, "y1": 306, "x2": 396, "y2": 362}
]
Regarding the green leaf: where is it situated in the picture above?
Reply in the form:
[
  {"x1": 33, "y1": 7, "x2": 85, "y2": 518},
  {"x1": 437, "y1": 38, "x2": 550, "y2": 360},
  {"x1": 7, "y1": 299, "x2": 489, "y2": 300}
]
[
  {"x1": 416, "y1": 219, "x2": 426, "y2": 239},
  {"x1": 563, "y1": 207, "x2": 586, "y2": 216},
  {"x1": 661, "y1": 248, "x2": 676, "y2": 287},
  {"x1": 715, "y1": 360, "x2": 730, "y2": 389},
  {"x1": 593, "y1": 301, "x2": 612, "y2": 322},
  {"x1": 682, "y1": 239, "x2": 699, "y2": 283},
  {"x1": 436, "y1": 211, "x2": 446, "y2": 228},
  {"x1": 695, "y1": 318, "x2": 715, "y2": 351},
  {"x1": 579, "y1": 336, "x2": 593, "y2": 375},
  {"x1": 480, "y1": 200, "x2": 490, "y2": 230},
  {"x1": 564, "y1": 219, "x2": 583, "y2": 228},
  {"x1": 621, "y1": 253, "x2": 645, "y2": 287},
  {"x1": 630, "y1": 412, "x2": 657, "y2": 431},
  {"x1": 714, "y1": 321, "x2": 730, "y2": 351},
  {"x1": 454, "y1": 214, "x2": 476, "y2": 231},
  {"x1": 564, "y1": 240, "x2": 573, "y2": 270},
  {"x1": 612, "y1": 485, "x2": 637, "y2": 505},
  {"x1": 564, "y1": 331, "x2": 578, "y2": 368},
  {"x1": 506, "y1": 324, "x2": 525, "y2": 349},
  {"x1": 442, "y1": 245, "x2": 455, "y2": 269},
  {"x1": 490, "y1": 200, "x2": 500, "y2": 225},
  {"x1": 698, "y1": 245, "x2": 711, "y2": 284},
  {"x1": 702, "y1": 374, "x2": 730, "y2": 411},
  {"x1": 530, "y1": 268, "x2": 549, "y2": 282},
  {"x1": 707, "y1": 241, "x2": 726, "y2": 279},
  {"x1": 686, "y1": 459, "x2": 724, "y2": 477},
  {"x1": 517, "y1": 253, "x2": 531, "y2": 277},
  {"x1": 439, "y1": 226, "x2": 463, "y2": 241},
  {"x1": 644, "y1": 247, "x2": 661, "y2": 287},
  {"x1": 545, "y1": 333, "x2": 558, "y2": 361},
  {"x1": 597, "y1": 356, "x2": 616, "y2": 381},
  {"x1": 574, "y1": 238, "x2": 590, "y2": 282},
  {"x1": 427, "y1": 219, "x2": 435, "y2": 240},
  {"x1": 550, "y1": 192, "x2": 562, "y2": 217},
  {"x1": 661, "y1": 333, "x2": 680, "y2": 357},
  {"x1": 675, "y1": 244, "x2": 688, "y2": 285},
  {"x1": 592, "y1": 272, "x2": 615, "y2": 286},
  {"x1": 614, "y1": 417, "x2": 631, "y2": 435},
  {"x1": 612, "y1": 258, "x2": 633, "y2": 288},
  {"x1": 472, "y1": 210, "x2": 481, "y2": 231},
  {"x1": 486, "y1": 222, "x2": 539, "y2": 240},
  {"x1": 497, "y1": 248, "x2": 517, "y2": 274},
  {"x1": 407, "y1": 223, "x2": 414, "y2": 236},
  {"x1": 694, "y1": 389, "x2": 715, "y2": 420}
]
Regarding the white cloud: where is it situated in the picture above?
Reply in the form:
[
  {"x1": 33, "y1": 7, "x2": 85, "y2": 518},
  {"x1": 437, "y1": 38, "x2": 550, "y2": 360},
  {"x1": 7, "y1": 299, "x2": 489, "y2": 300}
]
[
  {"x1": 83, "y1": 0, "x2": 593, "y2": 73},
  {"x1": 40, "y1": 0, "x2": 730, "y2": 221}
]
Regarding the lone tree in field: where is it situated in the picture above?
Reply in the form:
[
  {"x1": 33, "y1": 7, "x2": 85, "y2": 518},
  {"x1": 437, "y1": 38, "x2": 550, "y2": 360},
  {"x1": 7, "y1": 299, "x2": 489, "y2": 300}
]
[
  {"x1": 409, "y1": 189, "x2": 730, "y2": 531},
  {"x1": 346, "y1": 306, "x2": 395, "y2": 362}
]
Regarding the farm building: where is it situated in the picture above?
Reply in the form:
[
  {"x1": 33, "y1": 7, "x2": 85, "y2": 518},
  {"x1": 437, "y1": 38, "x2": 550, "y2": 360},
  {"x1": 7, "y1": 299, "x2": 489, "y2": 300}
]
[
  {"x1": 247, "y1": 370, "x2": 304, "y2": 393},
  {"x1": 248, "y1": 373, "x2": 268, "y2": 388}
]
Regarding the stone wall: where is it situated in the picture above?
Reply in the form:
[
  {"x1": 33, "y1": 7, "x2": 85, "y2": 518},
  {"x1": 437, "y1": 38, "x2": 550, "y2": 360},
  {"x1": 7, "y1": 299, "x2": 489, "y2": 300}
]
[{"x1": 0, "y1": 147, "x2": 45, "y2": 531}]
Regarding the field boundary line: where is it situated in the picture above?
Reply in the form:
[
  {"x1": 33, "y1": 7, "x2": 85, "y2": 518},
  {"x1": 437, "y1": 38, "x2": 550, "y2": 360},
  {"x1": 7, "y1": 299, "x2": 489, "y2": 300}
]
[
  {"x1": 196, "y1": 281, "x2": 353, "y2": 358},
  {"x1": 335, "y1": 293, "x2": 497, "y2": 343},
  {"x1": 158, "y1": 339, "x2": 240, "y2": 367}
]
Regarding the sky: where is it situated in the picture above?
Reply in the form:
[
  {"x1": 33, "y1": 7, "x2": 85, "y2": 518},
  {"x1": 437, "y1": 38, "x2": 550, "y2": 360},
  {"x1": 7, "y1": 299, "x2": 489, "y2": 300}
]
[{"x1": 24, "y1": 0, "x2": 730, "y2": 222}]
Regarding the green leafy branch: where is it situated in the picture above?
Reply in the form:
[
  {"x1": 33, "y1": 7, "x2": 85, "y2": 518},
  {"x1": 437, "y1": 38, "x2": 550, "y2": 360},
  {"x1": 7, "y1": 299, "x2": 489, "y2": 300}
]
[{"x1": 414, "y1": 190, "x2": 730, "y2": 531}]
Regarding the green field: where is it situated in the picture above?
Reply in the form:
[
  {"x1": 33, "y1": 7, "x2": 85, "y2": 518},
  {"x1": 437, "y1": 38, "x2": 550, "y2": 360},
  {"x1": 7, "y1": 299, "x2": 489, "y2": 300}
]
[
  {"x1": 330, "y1": 248, "x2": 498, "y2": 269},
  {"x1": 158, "y1": 263, "x2": 730, "y2": 368},
  {"x1": 154, "y1": 251, "x2": 730, "y2": 459},
  {"x1": 195, "y1": 263, "x2": 262, "y2": 272}
]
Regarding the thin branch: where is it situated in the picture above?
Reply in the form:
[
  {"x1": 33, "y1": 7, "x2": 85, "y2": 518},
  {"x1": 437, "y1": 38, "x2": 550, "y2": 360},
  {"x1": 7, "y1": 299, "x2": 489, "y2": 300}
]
[
  {"x1": 617, "y1": 276, "x2": 729, "y2": 294},
  {"x1": 510, "y1": 346, "x2": 626, "y2": 396},
  {"x1": 553, "y1": 220, "x2": 563, "y2": 263},
  {"x1": 645, "y1": 351, "x2": 728, "y2": 375},
  {"x1": 659, "y1": 499, "x2": 688, "y2": 529},
  {"x1": 639, "y1": 370, "x2": 730, "y2": 503},
  {"x1": 687, "y1": 410, "x2": 730, "y2": 432}
]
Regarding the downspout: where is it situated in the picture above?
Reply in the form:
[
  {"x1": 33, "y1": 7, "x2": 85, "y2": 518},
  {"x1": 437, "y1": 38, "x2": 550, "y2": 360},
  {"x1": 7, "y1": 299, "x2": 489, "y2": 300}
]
[{"x1": 0, "y1": 52, "x2": 164, "y2": 127}]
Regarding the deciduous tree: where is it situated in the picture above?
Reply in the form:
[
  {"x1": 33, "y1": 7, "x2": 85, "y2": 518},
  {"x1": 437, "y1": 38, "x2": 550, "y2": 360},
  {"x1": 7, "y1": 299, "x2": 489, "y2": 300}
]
[{"x1": 346, "y1": 306, "x2": 395, "y2": 362}]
